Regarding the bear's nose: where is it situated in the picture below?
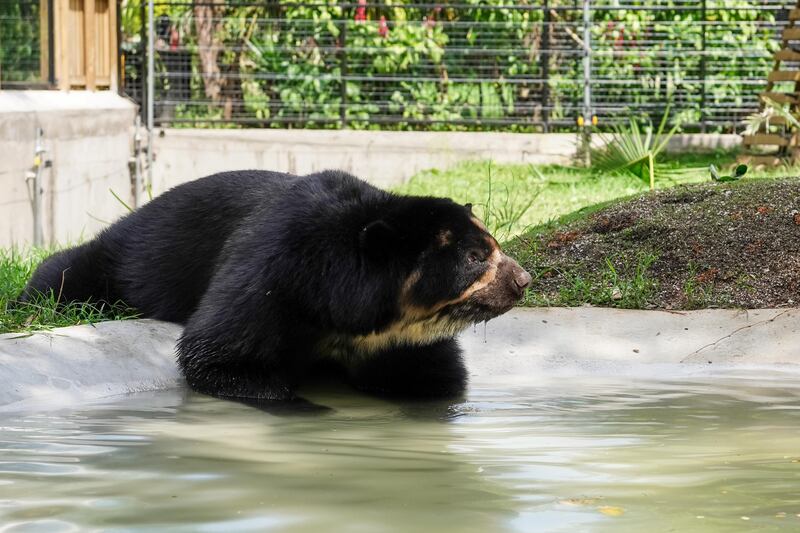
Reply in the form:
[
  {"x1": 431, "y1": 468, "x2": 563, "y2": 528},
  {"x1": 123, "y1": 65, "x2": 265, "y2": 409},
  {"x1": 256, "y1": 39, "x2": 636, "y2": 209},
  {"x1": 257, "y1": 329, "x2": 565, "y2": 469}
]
[{"x1": 514, "y1": 268, "x2": 532, "y2": 290}]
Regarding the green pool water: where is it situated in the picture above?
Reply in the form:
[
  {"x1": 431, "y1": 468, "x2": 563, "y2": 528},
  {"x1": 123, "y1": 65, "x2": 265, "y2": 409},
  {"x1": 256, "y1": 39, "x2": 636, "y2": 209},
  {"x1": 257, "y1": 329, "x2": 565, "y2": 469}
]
[{"x1": 1, "y1": 371, "x2": 800, "y2": 532}]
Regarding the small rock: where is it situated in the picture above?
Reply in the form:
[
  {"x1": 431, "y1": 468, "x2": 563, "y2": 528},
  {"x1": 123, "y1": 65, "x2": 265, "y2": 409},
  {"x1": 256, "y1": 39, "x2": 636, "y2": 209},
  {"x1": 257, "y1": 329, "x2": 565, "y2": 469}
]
[
  {"x1": 793, "y1": 210, "x2": 800, "y2": 225},
  {"x1": 611, "y1": 288, "x2": 622, "y2": 300}
]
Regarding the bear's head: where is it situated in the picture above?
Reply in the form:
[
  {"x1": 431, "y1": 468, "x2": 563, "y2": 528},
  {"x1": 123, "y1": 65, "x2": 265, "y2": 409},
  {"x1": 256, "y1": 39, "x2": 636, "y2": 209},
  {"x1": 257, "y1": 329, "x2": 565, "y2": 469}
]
[{"x1": 352, "y1": 197, "x2": 531, "y2": 351}]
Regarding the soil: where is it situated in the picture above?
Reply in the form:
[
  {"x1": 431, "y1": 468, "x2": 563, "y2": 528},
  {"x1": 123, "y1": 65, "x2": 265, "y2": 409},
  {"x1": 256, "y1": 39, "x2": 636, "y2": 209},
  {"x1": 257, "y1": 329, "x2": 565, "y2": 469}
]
[{"x1": 506, "y1": 178, "x2": 800, "y2": 309}]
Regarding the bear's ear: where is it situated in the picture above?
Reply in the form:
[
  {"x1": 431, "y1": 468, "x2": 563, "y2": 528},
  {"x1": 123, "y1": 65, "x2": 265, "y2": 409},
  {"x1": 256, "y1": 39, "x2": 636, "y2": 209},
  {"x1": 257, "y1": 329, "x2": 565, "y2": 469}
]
[
  {"x1": 360, "y1": 220, "x2": 398, "y2": 256},
  {"x1": 464, "y1": 203, "x2": 473, "y2": 214}
]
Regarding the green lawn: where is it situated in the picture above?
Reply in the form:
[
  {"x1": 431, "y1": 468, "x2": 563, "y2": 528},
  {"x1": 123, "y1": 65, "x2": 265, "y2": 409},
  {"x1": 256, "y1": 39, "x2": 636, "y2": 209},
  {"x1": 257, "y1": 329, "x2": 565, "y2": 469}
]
[{"x1": 394, "y1": 151, "x2": 781, "y2": 242}]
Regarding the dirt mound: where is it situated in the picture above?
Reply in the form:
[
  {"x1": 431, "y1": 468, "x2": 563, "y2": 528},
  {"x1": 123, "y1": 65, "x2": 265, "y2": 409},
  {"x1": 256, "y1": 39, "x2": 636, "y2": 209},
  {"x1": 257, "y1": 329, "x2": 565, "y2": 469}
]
[{"x1": 508, "y1": 178, "x2": 800, "y2": 309}]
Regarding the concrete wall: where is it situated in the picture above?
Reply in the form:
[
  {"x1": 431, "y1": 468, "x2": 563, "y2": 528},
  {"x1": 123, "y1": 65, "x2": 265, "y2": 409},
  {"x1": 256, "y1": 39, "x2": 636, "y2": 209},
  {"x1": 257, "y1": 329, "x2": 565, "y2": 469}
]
[
  {"x1": 150, "y1": 129, "x2": 579, "y2": 192},
  {"x1": 0, "y1": 91, "x2": 136, "y2": 247},
  {"x1": 150, "y1": 128, "x2": 742, "y2": 194}
]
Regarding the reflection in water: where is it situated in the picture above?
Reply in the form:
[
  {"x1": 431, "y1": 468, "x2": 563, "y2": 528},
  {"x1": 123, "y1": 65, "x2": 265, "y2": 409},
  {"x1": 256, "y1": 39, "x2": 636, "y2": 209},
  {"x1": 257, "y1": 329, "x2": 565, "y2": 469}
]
[{"x1": 1, "y1": 372, "x2": 800, "y2": 532}]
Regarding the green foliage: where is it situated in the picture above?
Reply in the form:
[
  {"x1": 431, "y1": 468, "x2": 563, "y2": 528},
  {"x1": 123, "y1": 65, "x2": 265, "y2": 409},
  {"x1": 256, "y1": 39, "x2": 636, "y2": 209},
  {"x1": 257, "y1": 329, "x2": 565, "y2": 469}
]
[
  {"x1": 121, "y1": 1, "x2": 777, "y2": 131},
  {"x1": 0, "y1": 1, "x2": 42, "y2": 83},
  {"x1": 0, "y1": 249, "x2": 137, "y2": 335},
  {"x1": 710, "y1": 163, "x2": 747, "y2": 182},
  {"x1": 591, "y1": 108, "x2": 682, "y2": 189}
]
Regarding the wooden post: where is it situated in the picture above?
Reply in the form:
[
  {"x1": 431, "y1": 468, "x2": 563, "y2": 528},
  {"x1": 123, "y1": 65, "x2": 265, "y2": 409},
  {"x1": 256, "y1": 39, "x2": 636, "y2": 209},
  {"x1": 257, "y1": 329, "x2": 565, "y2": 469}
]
[
  {"x1": 84, "y1": 0, "x2": 96, "y2": 90},
  {"x1": 108, "y1": 0, "x2": 118, "y2": 91},
  {"x1": 49, "y1": 0, "x2": 117, "y2": 90},
  {"x1": 39, "y1": 0, "x2": 49, "y2": 83},
  {"x1": 55, "y1": 0, "x2": 68, "y2": 90}
]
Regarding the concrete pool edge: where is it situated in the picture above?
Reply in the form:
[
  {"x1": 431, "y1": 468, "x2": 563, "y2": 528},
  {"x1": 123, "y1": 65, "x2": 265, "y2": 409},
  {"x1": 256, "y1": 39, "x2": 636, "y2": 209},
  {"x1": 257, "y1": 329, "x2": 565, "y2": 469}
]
[{"x1": 1, "y1": 307, "x2": 798, "y2": 411}]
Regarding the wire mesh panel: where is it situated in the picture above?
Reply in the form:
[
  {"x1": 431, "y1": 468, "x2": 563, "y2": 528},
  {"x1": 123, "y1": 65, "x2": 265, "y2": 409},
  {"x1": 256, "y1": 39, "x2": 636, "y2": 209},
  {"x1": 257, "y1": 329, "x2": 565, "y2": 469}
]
[
  {"x1": 122, "y1": 1, "x2": 788, "y2": 131},
  {"x1": 0, "y1": 0, "x2": 48, "y2": 86}
]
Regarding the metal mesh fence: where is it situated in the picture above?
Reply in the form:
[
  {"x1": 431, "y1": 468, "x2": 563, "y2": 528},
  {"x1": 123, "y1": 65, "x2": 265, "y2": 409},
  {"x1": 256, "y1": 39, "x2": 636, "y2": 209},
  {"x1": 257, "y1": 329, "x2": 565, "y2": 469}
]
[
  {"x1": 123, "y1": 1, "x2": 788, "y2": 132},
  {"x1": 0, "y1": 0, "x2": 49, "y2": 87}
]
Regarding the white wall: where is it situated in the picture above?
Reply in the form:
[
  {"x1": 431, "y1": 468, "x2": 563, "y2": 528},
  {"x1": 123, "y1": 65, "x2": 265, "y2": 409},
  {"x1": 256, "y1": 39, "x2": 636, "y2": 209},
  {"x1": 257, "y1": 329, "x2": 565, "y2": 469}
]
[{"x1": 0, "y1": 91, "x2": 136, "y2": 247}]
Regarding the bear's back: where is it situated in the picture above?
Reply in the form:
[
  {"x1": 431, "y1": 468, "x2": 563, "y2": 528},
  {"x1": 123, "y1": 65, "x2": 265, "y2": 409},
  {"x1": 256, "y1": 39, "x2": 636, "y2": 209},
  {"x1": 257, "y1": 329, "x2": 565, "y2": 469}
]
[{"x1": 103, "y1": 170, "x2": 299, "y2": 322}]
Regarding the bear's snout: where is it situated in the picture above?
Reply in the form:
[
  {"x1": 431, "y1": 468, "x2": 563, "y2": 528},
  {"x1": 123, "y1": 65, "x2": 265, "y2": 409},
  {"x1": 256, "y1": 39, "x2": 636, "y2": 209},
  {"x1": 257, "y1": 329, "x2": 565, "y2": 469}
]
[
  {"x1": 511, "y1": 262, "x2": 532, "y2": 292},
  {"x1": 498, "y1": 255, "x2": 530, "y2": 300}
]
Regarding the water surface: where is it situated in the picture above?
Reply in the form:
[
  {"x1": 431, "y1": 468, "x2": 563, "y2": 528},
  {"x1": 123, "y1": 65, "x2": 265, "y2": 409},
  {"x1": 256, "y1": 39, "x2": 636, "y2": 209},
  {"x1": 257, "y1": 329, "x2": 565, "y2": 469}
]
[{"x1": 1, "y1": 371, "x2": 800, "y2": 532}]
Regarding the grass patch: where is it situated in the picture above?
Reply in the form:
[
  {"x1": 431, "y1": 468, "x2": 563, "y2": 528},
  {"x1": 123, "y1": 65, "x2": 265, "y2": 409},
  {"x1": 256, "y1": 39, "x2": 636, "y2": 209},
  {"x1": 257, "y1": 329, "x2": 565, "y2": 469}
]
[{"x1": 0, "y1": 249, "x2": 137, "y2": 335}]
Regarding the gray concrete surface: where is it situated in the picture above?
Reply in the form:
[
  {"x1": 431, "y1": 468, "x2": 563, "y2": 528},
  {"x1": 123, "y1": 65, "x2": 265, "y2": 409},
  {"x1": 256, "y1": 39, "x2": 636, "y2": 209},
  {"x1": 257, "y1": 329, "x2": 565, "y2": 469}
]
[
  {"x1": 0, "y1": 320, "x2": 182, "y2": 412},
  {"x1": 0, "y1": 91, "x2": 136, "y2": 247},
  {"x1": 461, "y1": 307, "x2": 800, "y2": 385},
  {"x1": 0, "y1": 307, "x2": 797, "y2": 412},
  {"x1": 150, "y1": 128, "x2": 577, "y2": 191}
]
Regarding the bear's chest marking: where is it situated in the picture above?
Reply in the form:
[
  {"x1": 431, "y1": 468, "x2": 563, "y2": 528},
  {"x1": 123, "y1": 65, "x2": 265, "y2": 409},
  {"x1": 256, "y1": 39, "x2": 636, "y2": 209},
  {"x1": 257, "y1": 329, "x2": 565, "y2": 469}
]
[{"x1": 321, "y1": 313, "x2": 470, "y2": 363}]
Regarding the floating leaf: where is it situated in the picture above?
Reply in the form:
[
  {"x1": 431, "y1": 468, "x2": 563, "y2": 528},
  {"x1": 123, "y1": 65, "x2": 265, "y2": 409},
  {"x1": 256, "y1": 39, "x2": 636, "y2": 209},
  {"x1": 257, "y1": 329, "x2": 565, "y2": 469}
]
[{"x1": 598, "y1": 506, "x2": 625, "y2": 517}]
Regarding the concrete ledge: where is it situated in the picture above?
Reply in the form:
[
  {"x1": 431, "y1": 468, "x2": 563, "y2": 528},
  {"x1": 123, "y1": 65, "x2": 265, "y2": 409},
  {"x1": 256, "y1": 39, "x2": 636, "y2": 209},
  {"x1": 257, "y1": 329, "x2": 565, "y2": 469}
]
[
  {"x1": 461, "y1": 307, "x2": 800, "y2": 384},
  {"x1": 0, "y1": 319, "x2": 182, "y2": 412},
  {"x1": 1, "y1": 307, "x2": 797, "y2": 411}
]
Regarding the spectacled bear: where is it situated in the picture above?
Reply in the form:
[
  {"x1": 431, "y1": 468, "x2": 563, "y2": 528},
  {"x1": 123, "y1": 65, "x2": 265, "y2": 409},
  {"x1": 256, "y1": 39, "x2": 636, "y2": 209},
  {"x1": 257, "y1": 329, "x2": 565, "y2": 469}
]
[{"x1": 21, "y1": 170, "x2": 531, "y2": 402}]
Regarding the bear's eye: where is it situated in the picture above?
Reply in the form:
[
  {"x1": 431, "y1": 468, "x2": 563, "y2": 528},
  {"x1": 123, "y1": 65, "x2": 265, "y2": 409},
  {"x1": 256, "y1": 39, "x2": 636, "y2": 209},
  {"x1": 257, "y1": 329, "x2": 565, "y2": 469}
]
[{"x1": 466, "y1": 249, "x2": 486, "y2": 264}]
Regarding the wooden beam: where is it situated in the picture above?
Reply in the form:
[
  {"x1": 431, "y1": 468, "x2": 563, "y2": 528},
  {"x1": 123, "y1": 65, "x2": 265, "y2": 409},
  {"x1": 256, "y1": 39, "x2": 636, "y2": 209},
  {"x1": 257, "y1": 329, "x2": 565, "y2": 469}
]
[
  {"x1": 737, "y1": 154, "x2": 784, "y2": 167},
  {"x1": 783, "y1": 27, "x2": 800, "y2": 40},
  {"x1": 39, "y1": 0, "x2": 49, "y2": 83},
  {"x1": 742, "y1": 134, "x2": 790, "y2": 147},
  {"x1": 84, "y1": 0, "x2": 96, "y2": 90},
  {"x1": 108, "y1": 0, "x2": 118, "y2": 91},
  {"x1": 774, "y1": 48, "x2": 800, "y2": 62},
  {"x1": 760, "y1": 92, "x2": 799, "y2": 105},
  {"x1": 55, "y1": 0, "x2": 69, "y2": 90},
  {"x1": 768, "y1": 71, "x2": 800, "y2": 82},
  {"x1": 790, "y1": 8, "x2": 800, "y2": 21}
]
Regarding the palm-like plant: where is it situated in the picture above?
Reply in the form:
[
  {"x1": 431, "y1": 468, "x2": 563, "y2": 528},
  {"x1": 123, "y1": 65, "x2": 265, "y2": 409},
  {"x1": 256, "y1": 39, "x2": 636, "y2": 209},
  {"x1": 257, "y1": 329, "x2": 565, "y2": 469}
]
[{"x1": 591, "y1": 107, "x2": 681, "y2": 191}]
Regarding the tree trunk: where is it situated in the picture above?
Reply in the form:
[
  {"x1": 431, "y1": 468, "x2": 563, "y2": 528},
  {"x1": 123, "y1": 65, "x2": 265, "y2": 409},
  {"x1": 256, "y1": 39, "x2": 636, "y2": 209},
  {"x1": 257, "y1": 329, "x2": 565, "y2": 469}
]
[{"x1": 193, "y1": 0, "x2": 225, "y2": 102}]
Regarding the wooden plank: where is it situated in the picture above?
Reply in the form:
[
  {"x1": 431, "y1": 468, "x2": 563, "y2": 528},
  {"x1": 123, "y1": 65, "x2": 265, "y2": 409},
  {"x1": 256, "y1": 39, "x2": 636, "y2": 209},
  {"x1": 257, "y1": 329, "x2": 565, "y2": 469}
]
[
  {"x1": 791, "y1": 8, "x2": 800, "y2": 21},
  {"x1": 55, "y1": 0, "x2": 69, "y2": 90},
  {"x1": 742, "y1": 134, "x2": 790, "y2": 147},
  {"x1": 783, "y1": 27, "x2": 800, "y2": 40},
  {"x1": 93, "y1": 0, "x2": 109, "y2": 86},
  {"x1": 39, "y1": 0, "x2": 49, "y2": 83},
  {"x1": 768, "y1": 71, "x2": 800, "y2": 82},
  {"x1": 759, "y1": 115, "x2": 792, "y2": 126},
  {"x1": 760, "y1": 92, "x2": 799, "y2": 105},
  {"x1": 107, "y1": 0, "x2": 117, "y2": 90},
  {"x1": 774, "y1": 48, "x2": 800, "y2": 62},
  {"x1": 84, "y1": 0, "x2": 96, "y2": 90},
  {"x1": 737, "y1": 154, "x2": 784, "y2": 167}
]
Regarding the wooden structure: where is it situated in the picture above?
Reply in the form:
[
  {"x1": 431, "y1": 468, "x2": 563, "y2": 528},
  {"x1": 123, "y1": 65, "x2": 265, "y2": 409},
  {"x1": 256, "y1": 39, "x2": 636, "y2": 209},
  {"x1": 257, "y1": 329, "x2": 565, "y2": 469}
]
[
  {"x1": 42, "y1": 0, "x2": 118, "y2": 90},
  {"x1": 740, "y1": 3, "x2": 800, "y2": 166}
]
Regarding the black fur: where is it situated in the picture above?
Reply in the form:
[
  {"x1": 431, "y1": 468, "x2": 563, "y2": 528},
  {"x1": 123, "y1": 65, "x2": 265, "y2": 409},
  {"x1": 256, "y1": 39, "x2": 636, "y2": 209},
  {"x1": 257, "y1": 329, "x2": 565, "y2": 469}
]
[{"x1": 21, "y1": 170, "x2": 530, "y2": 402}]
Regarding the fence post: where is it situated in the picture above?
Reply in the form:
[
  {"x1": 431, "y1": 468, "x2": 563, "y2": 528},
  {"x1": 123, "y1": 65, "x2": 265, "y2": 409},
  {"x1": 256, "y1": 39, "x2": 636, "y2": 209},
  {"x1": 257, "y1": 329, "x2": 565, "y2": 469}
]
[
  {"x1": 146, "y1": 0, "x2": 154, "y2": 193},
  {"x1": 340, "y1": 12, "x2": 348, "y2": 128},
  {"x1": 700, "y1": 0, "x2": 707, "y2": 133},
  {"x1": 31, "y1": 128, "x2": 46, "y2": 247},
  {"x1": 541, "y1": 0, "x2": 551, "y2": 132},
  {"x1": 581, "y1": 0, "x2": 592, "y2": 165}
]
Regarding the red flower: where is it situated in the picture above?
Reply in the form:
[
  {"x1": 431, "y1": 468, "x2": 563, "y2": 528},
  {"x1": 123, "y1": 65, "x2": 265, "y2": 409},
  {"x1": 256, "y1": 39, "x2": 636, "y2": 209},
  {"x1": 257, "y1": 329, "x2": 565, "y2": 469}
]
[
  {"x1": 355, "y1": 0, "x2": 366, "y2": 23},
  {"x1": 378, "y1": 16, "x2": 389, "y2": 37}
]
